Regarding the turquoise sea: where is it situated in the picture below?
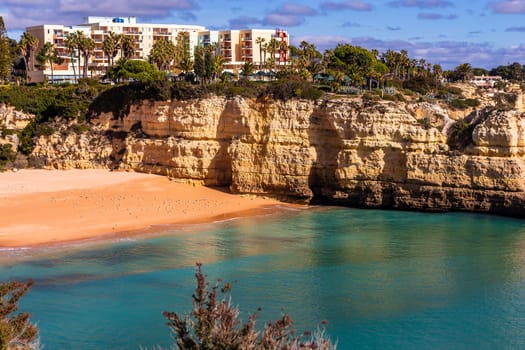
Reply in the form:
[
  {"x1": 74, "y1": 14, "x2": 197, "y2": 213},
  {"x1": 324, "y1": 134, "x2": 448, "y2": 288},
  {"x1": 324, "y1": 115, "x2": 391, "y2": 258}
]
[{"x1": 1, "y1": 207, "x2": 525, "y2": 349}]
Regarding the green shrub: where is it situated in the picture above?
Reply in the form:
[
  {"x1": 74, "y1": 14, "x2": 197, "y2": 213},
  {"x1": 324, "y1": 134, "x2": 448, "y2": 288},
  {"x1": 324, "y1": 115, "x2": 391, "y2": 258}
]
[
  {"x1": 70, "y1": 124, "x2": 91, "y2": 134},
  {"x1": 219, "y1": 80, "x2": 260, "y2": 98},
  {"x1": 402, "y1": 75, "x2": 439, "y2": 95},
  {"x1": 441, "y1": 85, "x2": 463, "y2": 96},
  {"x1": 89, "y1": 81, "x2": 171, "y2": 119},
  {"x1": 264, "y1": 80, "x2": 322, "y2": 100},
  {"x1": 1, "y1": 128, "x2": 16, "y2": 136},
  {"x1": 495, "y1": 93, "x2": 517, "y2": 111},
  {"x1": 362, "y1": 93, "x2": 380, "y2": 101},
  {"x1": 382, "y1": 93, "x2": 404, "y2": 102},
  {"x1": 170, "y1": 82, "x2": 211, "y2": 101},
  {"x1": 384, "y1": 79, "x2": 403, "y2": 89},
  {"x1": 0, "y1": 84, "x2": 107, "y2": 123},
  {"x1": 448, "y1": 120, "x2": 476, "y2": 150},
  {"x1": 0, "y1": 143, "x2": 17, "y2": 168},
  {"x1": 448, "y1": 98, "x2": 480, "y2": 109},
  {"x1": 18, "y1": 120, "x2": 55, "y2": 155},
  {"x1": 395, "y1": 93, "x2": 406, "y2": 102}
]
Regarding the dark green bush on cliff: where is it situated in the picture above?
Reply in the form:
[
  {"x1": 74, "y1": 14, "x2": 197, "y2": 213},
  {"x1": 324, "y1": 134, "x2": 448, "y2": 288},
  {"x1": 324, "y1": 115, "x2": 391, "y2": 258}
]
[
  {"x1": 402, "y1": 75, "x2": 439, "y2": 95},
  {"x1": 18, "y1": 119, "x2": 55, "y2": 155},
  {"x1": 494, "y1": 93, "x2": 517, "y2": 111},
  {"x1": 448, "y1": 98, "x2": 480, "y2": 110},
  {"x1": 89, "y1": 80, "x2": 171, "y2": 119},
  {"x1": 447, "y1": 120, "x2": 476, "y2": 150},
  {"x1": 0, "y1": 82, "x2": 109, "y2": 155},
  {"x1": 263, "y1": 80, "x2": 323, "y2": 101},
  {"x1": 170, "y1": 82, "x2": 211, "y2": 101},
  {"x1": 0, "y1": 143, "x2": 16, "y2": 169},
  {"x1": 0, "y1": 84, "x2": 105, "y2": 122},
  {"x1": 0, "y1": 86, "x2": 56, "y2": 117}
]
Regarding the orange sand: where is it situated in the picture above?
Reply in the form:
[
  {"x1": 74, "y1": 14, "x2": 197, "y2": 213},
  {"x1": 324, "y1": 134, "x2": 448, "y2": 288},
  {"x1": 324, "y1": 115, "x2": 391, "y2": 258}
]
[{"x1": 0, "y1": 169, "x2": 288, "y2": 248}]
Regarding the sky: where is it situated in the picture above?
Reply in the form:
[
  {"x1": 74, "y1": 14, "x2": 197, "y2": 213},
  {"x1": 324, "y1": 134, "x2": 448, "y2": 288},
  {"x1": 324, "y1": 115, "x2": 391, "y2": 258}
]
[{"x1": 1, "y1": 0, "x2": 525, "y2": 70}]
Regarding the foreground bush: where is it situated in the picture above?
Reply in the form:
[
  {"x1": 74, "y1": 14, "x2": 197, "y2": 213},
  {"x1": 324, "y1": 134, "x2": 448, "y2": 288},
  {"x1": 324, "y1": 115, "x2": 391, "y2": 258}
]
[
  {"x1": 163, "y1": 263, "x2": 336, "y2": 350},
  {"x1": 0, "y1": 280, "x2": 39, "y2": 350}
]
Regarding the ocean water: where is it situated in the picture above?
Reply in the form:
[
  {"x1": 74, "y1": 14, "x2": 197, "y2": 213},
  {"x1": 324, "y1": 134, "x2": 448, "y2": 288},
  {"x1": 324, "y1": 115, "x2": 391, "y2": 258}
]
[{"x1": 1, "y1": 207, "x2": 525, "y2": 349}]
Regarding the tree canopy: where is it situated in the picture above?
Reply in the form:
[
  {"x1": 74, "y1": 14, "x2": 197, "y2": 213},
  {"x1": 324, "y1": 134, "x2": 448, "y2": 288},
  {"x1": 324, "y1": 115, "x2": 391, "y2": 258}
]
[
  {"x1": 0, "y1": 16, "x2": 10, "y2": 83},
  {"x1": 107, "y1": 58, "x2": 165, "y2": 83}
]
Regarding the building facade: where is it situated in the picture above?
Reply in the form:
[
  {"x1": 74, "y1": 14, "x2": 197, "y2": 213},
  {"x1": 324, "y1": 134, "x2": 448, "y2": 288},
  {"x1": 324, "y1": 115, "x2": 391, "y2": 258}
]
[
  {"x1": 26, "y1": 17, "x2": 289, "y2": 82},
  {"x1": 217, "y1": 29, "x2": 289, "y2": 71}
]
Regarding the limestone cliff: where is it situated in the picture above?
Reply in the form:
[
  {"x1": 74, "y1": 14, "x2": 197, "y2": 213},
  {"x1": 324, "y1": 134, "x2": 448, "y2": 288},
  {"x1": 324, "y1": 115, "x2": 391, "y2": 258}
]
[
  {"x1": 33, "y1": 93, "x2": 525, "y2": 216},
  {"x1": 0, "y1": 103, "x2": 33, "y2": 130}
]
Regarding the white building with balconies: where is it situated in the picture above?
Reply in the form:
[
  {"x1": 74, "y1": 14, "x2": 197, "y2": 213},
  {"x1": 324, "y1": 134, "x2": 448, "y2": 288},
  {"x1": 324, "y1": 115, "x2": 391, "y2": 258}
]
[{"x1": 26, "y1": 17, "x2": 288, "y2": 82}]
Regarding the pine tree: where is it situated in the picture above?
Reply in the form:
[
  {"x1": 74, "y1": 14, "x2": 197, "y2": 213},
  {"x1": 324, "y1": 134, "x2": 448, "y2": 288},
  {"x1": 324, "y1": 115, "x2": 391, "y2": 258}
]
[{"x1": 0, "y1": 280, "x2": 39, "y2": 350}]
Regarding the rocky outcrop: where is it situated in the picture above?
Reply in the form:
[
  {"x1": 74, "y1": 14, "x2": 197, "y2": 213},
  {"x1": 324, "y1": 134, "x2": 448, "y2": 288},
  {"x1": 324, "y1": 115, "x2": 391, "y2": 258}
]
[
  {"x1": 31, "y1": 130, "x2": 113, "y2": 169},
  {"x1": 0, "y1": 104, "x2": 34, "y2": 130},
  {"x1": 34, "y1": 94, "x2": 525, "y2": 216}
]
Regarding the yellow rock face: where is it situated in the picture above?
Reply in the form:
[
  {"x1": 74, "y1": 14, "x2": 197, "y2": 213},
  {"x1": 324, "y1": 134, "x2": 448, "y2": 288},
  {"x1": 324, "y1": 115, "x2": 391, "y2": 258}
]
[{"x1": 35, "y1": 95, "x2": 525, "y2": 215}]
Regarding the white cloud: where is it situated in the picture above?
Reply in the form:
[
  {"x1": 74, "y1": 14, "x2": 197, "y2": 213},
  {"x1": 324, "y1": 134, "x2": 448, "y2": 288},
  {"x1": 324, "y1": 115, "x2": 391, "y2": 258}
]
[
  {"x1": 292, "y1": 34, "x2": 522, "y2": 69},
  {"x1": 489, "y1": 0, "x2": 525, "y2": 13}
]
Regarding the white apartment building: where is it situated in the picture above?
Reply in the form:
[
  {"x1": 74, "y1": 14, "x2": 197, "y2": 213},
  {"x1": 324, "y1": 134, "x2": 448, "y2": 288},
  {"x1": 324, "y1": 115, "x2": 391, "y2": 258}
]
[
  {"x1": 218, "y1": 29, "x2": 289, "y2": 71},
  {"x1": 26, "y1": 17, "x2": 289, "y2": 82}
]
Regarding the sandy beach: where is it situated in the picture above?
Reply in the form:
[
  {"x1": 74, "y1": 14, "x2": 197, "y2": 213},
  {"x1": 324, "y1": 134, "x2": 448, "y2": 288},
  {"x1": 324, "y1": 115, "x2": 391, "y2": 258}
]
[{"x1": 0, "y1": 169, "x2": 289, "y2": 248}]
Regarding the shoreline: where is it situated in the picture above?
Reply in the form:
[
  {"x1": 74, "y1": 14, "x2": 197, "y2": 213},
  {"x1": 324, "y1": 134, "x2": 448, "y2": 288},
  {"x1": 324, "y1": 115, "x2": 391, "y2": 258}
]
[{"x1": 0, "y1": 169, "x2": 298, "y2": 248}]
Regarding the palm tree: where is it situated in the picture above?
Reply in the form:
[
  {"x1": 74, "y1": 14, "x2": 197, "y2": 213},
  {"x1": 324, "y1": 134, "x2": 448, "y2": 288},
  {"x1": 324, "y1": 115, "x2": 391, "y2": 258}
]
[
  {"x1": 64, "y1": 32, "x2": 79, "y2": 81},
  {"x1": 255, "y1": 36, "x2": 265, "y2": 70},
  {"x1": 240, "y1": 61, "x2": 254, "y2": 80},
  {"x1": 150, "y1": 38, "x2": 175, "y2": 71},
  {"x1": 213, "y1": 54, "x2": 224, "y2": 80},
  {"x1": 102, "y1": 31, "x2": 120, "y2": 68},
  {"x1": 432, "y1": 63, "x2": 443, "y2": 85},
  {"x1": 262, "y1": 43, "x2": 268, "y2": 69},
  {"x1": 408, "y1": 58, "x2": 417, "y2": 79},
  {"x1": 72, "y1": 31, "x2": 87, "y2": 78},
  {"x1": 78, "y1": 35, "x2": 95, "y2": 78},
  {"x1": 455, "y1": 63, "x2": 473, "y2": 82},
  {"x1": 18, "y1": 32, "x2": 39, "y2": 77},
  {"x1": 266, "y1": 38, "x2": 279, "y2": 68},
  {"x1": 120, "y1": 34, "x2": 135, "y2": 59},
  {"x1": 36, "y1": 42, "x2": 63, "y2": 83},
  {"x1": 265, "y1": 57, "x2": 276, "y2": 76},
  {"x1": 399, "y1": 50, "x2": 409, "y2": 80}
]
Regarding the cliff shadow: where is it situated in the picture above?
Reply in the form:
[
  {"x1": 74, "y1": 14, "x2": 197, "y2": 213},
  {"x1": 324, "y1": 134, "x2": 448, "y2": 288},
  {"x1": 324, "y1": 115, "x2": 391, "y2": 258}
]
[
  {"x1": 308, "y1": 108, "x2": 344, "y2": 201},
  {"x1": 208, "y1": 99, "x2": 251, "y2": 187}
]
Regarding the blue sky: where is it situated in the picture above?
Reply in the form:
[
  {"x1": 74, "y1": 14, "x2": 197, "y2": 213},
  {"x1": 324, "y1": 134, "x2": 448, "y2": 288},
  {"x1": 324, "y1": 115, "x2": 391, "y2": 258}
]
[{"x1": 1, "y1": 0, "x2": 525, "y2": 69}]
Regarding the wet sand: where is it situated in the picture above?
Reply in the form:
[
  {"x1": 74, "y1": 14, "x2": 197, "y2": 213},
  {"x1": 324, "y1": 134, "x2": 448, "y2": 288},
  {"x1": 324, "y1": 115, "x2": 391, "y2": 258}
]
[{"x1": 0, "y1": 169, "x2": 289, "y2": 247}]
